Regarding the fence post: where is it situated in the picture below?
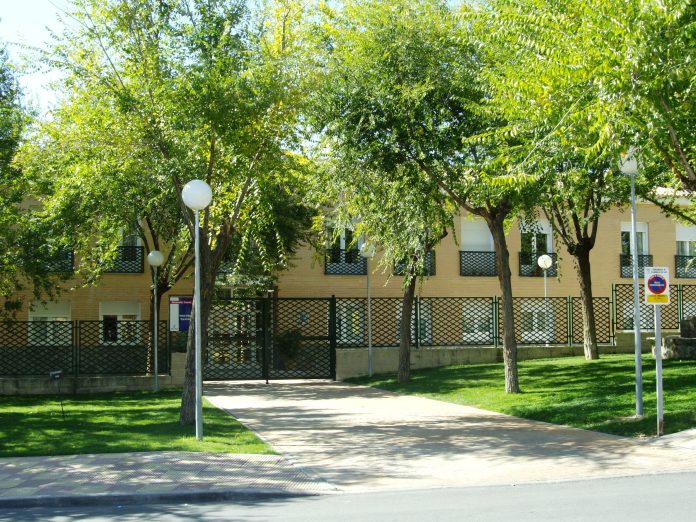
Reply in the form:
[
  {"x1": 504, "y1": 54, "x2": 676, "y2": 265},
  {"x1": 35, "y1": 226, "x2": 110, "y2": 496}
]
[
  {"x1": 567, "y1": 297, "x2": 573, "y2": 346},
  {"x1": 74, "y1": 320, "x2": 79, "y2": 377},
  {"x1": 415, "y1": 296, "x2": 421, "y2": 350},
  {"x1": 262, "y1": 297, "x2": 270, "y2": 384},
  {"x1": 492, "y1": 296, "x2": 499, "y2": 348},
  {"x1": 678, "y1": 284, "x2": 684, "y2": 324},
  {"x1": 329, "y1": 295, "x2": 337, "y2": 380},
  {"x1": 611, "y1": 284, "x2": 617, "y2": 342}
]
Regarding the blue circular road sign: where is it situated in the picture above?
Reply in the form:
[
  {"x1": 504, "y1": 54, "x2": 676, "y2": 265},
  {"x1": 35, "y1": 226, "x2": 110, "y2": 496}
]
[{"x1": 647, "y1": 275, "x2": 667, "y2": 295}]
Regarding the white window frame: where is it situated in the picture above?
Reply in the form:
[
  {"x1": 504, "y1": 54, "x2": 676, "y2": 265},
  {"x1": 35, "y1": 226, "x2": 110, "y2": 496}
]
[
  {"x1": 461, "y1": 217, "x2": 494, "y2": 252},
  {"x1": 462, "y1": 299, "x2": 494, "y2": 343},
  {"x1": 28, "y1": 302, "x2": 72, "y2": 346},
  {"x1": 621, "y1": 222, "x2": 649, "y2": 255},
  {"x1": 337, "y1": 302, "x2": 365, "y2": 344},
  {"x1": 520, "y1": 219, "x2": 553, "y2": 253},
  {"x1": 520, "y1": 300, "x2": 555, "y2": 342},
  {"x1": 99, "y1": 301, "x2": 141, "y2": 344}
]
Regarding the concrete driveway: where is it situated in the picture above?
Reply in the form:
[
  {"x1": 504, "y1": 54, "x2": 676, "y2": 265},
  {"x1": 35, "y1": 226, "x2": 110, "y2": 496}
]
[{"x1": 205, "y1": 381, "x2": 696, "y2": 492}]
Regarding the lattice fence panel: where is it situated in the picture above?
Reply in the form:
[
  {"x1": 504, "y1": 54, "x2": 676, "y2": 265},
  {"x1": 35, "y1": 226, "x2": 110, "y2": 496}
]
[
  {"x1": 77, "y1": 320, "x2": 167, "y2": 375},
  {"x1": 510, "y1": 297, "x2": 568, "y2": 344},
  {"x1": 572, "y1": 297, "x2": 612, "y2": 344},
  {"x1": 614, "y1": 284, "x2": 679, "y2": 330},
  {"x1": 270, "y1": 298, "x2": 332, "y2": 379},
  {"x1": 680, "y1": 285, "x2": 696, "y2": 322},
  {"x1": 206, "y1": 300, "x2": 264, "y2": 380},
  {"x1": 429, "y1": 297, "x2": 496, "y2": 346},
  {"x1": 0, "y1": 321, "x2": 73, "y2": 376}
]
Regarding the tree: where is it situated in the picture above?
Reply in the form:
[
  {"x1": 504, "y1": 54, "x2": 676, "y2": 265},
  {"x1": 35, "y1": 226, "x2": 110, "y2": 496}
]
[
  {"x1": 471, "y1": 0, "x2": 679, "y2": 359},
  {"x1": 19, "y1": 0, "x2": 315, "y2": 424},
  {"x1": 313, "y1": 0, "x2": 531, "y2": 392},
  {"x1": 315, "y1": 157, "x2": 452, "y2": 383}
]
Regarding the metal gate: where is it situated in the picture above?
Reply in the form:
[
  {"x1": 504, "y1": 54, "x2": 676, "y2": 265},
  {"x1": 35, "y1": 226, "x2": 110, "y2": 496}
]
[{"x1": 203, "y1": 297, "x2": 336, "y2": 381}]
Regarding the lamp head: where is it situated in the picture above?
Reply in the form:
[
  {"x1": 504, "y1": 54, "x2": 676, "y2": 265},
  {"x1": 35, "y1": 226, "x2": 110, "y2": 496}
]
[
  {"x1": 182, "y1": 180, "x2": 213, "y2": 210},
  {"x1": 537, "y1": 254, "x2": 553, "y2": 270},
  {"x1": 147, "y1": 250, "x2": 165, "y2": 267},
  {"x1": 359, "y1": 242, "x2": 376, "y2": 259},
  {"x1": 619, "y1": 150, "x2": 638, "y2": 176}
]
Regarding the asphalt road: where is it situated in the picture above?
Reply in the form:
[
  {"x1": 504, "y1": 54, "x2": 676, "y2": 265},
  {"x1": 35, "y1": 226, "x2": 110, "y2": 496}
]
[{"x1": 2, "y1": 471, "x2": 696, "y2": 521}]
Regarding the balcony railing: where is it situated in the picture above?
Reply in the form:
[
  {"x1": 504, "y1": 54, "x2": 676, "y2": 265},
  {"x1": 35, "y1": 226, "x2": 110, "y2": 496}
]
[
  {"x1": 46, "y1": 248, "x2": 74, "y2": 273},
  {"x1": 620, "y1": 254, "x2": 652, "y2": 278},
  {"x1": 325, "y1": 248, "x2": 367, "y2": 275},
  {"x1": 519, "y1": 252, "x2": 557, "y2": 277},
  {"x1": 459, "y1": 251, "x2": 497, "y2": 276},
  {"x1": 106, "y1": 246, "x2": 144, "y2": 273},
  {"x1": 675, "y1": 255, "x2": 696, "y2": 278},
  {"x1": 395, "y1": 251, "x2": 436, "y2": 276}
]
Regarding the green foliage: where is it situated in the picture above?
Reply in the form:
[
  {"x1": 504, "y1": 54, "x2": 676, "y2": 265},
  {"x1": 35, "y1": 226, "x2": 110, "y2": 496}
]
[
  {"x1": 352, "y1": 355, "x2": 696, "y2": 437},
  {"x1": 0, "y1": 389, "x2": 272, "y2": 457}
]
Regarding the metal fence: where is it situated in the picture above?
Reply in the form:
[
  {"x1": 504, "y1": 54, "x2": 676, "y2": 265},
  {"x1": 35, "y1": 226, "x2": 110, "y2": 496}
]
[
  {"x1": 204, "y1": 298, "x2": 335, "y2": 381},
  {"x1": 0, "y1": 320, "x2": 168, "y2": 377}
]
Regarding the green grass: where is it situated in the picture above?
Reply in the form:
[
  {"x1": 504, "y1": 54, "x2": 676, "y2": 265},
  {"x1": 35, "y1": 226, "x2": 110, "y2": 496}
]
[
  {"x1": 0, "y1": 389, "x2": 273, "y2": 457},
  {"x1": 350, "y1": 354, "x2": 696, "y2": 437}
]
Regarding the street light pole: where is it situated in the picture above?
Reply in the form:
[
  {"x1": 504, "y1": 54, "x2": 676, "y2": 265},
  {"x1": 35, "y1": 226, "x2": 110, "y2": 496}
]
[
  {"x1": 538, "y1": 254, "x2": 553, "y2": 345},
  {"x1": 360, "y1": 242, "x2": 376, "y2": 377},
  {"x1": 182, "y1": 180, "x2": 213, "y2": 441},
  {"x1": 621, "y1": 153, "x2": 644, "y2": 417},
  {"x1": 147, "y1": 250, "x2": 164, "y2": 392}
]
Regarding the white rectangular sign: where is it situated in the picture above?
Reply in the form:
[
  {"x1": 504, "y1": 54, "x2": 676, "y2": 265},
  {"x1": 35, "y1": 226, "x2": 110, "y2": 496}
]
[{"x1": 644, "y1": 267, "x2": 670, "y2": 305}]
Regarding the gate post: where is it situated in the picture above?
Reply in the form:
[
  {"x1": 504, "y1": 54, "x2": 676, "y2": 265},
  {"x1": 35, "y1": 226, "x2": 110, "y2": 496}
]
[
  {"x1": 262, "y1": 297, "x2": 270, "y2": 384},
  {"x1": 329, "y1": 295, "x2": 337, "y2": 380},
  {"x1": 415, "y1": 296, "x2": 421, "y2": 349},
  {"x1": 567, "y1": 297, "x2": 573, "y2": 346}
]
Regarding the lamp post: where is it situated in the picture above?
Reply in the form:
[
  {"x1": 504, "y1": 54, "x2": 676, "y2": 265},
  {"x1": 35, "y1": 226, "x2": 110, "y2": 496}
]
[
  {"x1": 182, "y1": 179, "x2": 212, "y2": 441},
  {"x1": 360, "y1": 242, "x2": 376, "y2": 377},
  {"x1": 538, "y1": 254, "x2": 553, "y2": 345},
  {"x1": 620, "y1": 152, "x2": 644, "y2": 417},
  {"x1": 147, "y1": 250, "x2": 164, "y2": 391}
]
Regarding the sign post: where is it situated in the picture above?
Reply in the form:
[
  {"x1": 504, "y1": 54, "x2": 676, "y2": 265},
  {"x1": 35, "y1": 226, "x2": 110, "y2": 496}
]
[{"x1": 644, "y1": 267, "x2": 669, "y2": 436}]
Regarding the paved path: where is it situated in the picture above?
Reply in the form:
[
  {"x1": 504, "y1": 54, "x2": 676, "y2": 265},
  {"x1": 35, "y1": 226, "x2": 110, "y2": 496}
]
[
  {"x1": 4, "y1": 379, "x2": 696, "y2": 508},
  {"x1": 206, "y1": 380, "x2": 696, "y2": 492}
]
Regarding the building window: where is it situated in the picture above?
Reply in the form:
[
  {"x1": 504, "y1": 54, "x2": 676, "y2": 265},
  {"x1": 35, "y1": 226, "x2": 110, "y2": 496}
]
[
  {"x1": 325, "y1": 228, "x2": 367, "y2": 275},
  {"x1": 460, "y1": 217, "x2": 496, "y2": 276},
  {"x1": 337, "y1": 302, "x2": 365, "y2": 344},
  {"x1": 28, "y1": 302, "x2": 72, "y2": 346},
  {"x1": 620, "y1": 222, "x2": 651, "y2": 278},
  {"x1": 519, "y1": 220, "x2": 555, "y2": 277},
  {"x1": 99, "y1": 302, "x2": 141, "y2": 344},
  {"x1": 462, "y1": 298, "x2": 494, "y2": 344},
  {"x1": 396, "y1": 300, "x2": 433, "y2": 344},
  {"x1": 676, "y1": 224, "x2": 696, "y2": 278},
  {"x1": 520, "y1": 301, "x2": 554, "y2": 343}
]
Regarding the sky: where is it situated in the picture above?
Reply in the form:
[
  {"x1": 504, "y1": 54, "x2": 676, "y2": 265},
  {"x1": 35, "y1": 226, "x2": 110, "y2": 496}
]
[{"x1": 0, "y1": 0, "x2": 71, "y2": 111}]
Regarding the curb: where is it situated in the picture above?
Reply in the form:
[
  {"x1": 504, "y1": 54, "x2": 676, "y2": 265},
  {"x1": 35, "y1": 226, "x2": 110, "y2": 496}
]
[{"x1": 0, "y1": 488, "x2": 320, "y2": 509}]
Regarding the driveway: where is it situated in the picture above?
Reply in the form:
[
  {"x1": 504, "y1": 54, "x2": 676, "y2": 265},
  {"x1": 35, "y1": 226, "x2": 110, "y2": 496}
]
[{"x1": 205, "y1": 381, "x2": 696, "y2": 492}]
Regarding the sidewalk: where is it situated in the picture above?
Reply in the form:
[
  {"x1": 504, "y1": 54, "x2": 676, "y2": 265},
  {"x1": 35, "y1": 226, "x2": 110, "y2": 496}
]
[
  {"x1": 0, "y1": 452, "x2": 335, "y2": 508},
  {"x1": 3, "y1": 380, "x2": 696, "y2": 508}
]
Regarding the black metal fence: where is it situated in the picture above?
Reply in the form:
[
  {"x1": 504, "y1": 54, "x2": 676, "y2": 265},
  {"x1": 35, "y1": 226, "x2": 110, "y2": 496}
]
[
  {"x1": 204, "y1": 298, "x2": 335, "y2": 380},
  {"x1": 0, "y1": 320, "x2": 168, "y2": 377}
]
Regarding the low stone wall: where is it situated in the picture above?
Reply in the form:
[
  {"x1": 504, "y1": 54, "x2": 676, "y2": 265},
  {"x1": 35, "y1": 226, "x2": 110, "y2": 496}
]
[
  {"x1": 0, "y1": 353, "x2": 187, "y2": 395},
  {"x1": 336, "y1": 343, "x2": 640, "y2": 380}
]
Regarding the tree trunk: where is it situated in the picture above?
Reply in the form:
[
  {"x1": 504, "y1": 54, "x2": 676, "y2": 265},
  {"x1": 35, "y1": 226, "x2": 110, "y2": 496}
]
[
  {"x1": 179, "y1": 262, "x2": 214, "y2": 425},
  {"x1": 398, "y1": 275, "x2": 417, "y2": 383},
  {"x1": 574, "y1": 247, "x2": 599, "y2": 360},
  {"x1": 485, "y1": 209, "x2": 520, "y2": 393}
]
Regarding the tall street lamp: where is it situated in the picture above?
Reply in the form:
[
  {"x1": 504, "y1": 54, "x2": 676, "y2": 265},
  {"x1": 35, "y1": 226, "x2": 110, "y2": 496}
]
[
  {"x1": 147, "y1": 250, "x2": 164, "y2": 391},
  {"x1": 620, "y1": 151, "x2": 644, "y2": 417},
  {"x1": 182, "y1": 179, "x2": 212, "y2": 441},
  {"x1": 538, "y1": 254, "x2": 553, "y2": 346},
  {"x1": 360, "y1": 242, "x2": 376, "y2": 377}
]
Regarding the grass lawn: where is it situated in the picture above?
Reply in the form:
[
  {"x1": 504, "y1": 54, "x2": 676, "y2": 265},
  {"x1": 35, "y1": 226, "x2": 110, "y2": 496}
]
[
  {"x1": 0, "y1": 389, "x2": 272, "y2": 458},
  {"x1": 350, "y1": 354, "x2": 696, "y2": 437}
]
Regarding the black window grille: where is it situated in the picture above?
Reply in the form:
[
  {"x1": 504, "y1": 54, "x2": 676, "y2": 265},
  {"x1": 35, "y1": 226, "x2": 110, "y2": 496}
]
[
  {"x1": 106, "y1": 246, "x2": 144, "y2": 273},
  {"x1": 675, "y1": 255, "x2": 696, "y2": 278},
  {"x1": 46, "y1": 248, "x2": 74, "y2": 273},
  {"x1": 518, "y1": 252, "x2": 557, "y2": 277},
  {"x1": 325, "y1": 248, "x2": 367, "y2": 275},
  {"x1": 394, "y1": 251, "x2": 436, "y2": 276},
  {"x1": 459, "y1": 251, "x2": 497, "y2": 276},
  {"x1": 619, "y1": 254, "x2": 652, "y2": 278}
]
